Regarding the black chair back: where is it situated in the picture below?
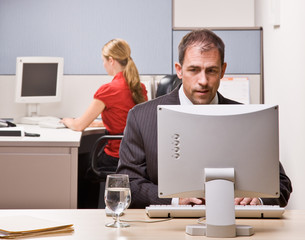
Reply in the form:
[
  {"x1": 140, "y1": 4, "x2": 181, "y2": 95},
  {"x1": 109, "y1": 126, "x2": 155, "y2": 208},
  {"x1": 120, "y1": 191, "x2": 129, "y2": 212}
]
[
  {"x1": 156, "y1": 74, "x2": 181, "y2": 97},
  {"x1": 89, "y1": 134, "x2": 124, "y2": 181}
]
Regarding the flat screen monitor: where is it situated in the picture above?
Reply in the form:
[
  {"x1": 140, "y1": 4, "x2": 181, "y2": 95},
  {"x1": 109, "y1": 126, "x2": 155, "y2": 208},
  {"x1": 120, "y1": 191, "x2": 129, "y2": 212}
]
[
  {"x1": 15, "y1": 57, "x2": 63, "y2": 117},
  {"x1": 157, "y1": 104, "x2": 279, "y2": 237}
]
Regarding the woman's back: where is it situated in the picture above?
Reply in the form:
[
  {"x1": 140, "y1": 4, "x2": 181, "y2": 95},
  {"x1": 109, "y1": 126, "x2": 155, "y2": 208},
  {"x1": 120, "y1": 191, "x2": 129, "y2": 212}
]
[{"x1": 94, "y1": 71, "x2": 147, "y2": 157}]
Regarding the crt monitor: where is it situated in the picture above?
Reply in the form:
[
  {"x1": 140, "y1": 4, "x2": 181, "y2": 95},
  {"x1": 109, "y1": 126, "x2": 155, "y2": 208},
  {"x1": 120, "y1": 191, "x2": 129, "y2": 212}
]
[
  {"x1": 15, "y1": 57, "x2": 63, "y2": 117},
  {"x1": 157, "y1": 104, "x2": 279, "y2": 237}
]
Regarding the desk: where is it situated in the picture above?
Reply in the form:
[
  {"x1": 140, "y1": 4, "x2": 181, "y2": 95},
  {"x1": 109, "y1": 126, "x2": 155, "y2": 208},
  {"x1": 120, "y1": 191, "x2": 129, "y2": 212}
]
[
  {"x1": 0, "y1": 209, "x2": 303, "y2": 239},
  {"x1": 0, "y1": 125, "x2": 105, "y2": 209}
]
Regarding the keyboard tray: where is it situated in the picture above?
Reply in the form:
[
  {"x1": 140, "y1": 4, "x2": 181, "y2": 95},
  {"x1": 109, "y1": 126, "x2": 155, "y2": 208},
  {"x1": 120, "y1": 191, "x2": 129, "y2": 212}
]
[{"x1": 146, "y1": 205, "x2": 285, "y2": 219}]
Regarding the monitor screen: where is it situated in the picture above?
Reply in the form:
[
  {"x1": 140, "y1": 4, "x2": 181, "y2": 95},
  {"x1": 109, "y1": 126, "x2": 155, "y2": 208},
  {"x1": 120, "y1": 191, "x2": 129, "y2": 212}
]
[
  {"x1": 15, "y1": 57, "x2": 63, "y2": 116},
  {"x1": 20, "y1": 63, "x2": 58, "y2": 97},
  {"x1": 157, "y1": 104, "x2": 280, "y2": 237}
]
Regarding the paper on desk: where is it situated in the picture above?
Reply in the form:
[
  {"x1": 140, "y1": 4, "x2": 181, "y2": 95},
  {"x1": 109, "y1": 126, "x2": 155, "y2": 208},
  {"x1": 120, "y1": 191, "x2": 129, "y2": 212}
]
[
  {"x1": 218, "y1": 77, "x2": 250, "y2": 104},
  {"x1": 0, "y1": 215, "x2": 74, "y2": 239}
]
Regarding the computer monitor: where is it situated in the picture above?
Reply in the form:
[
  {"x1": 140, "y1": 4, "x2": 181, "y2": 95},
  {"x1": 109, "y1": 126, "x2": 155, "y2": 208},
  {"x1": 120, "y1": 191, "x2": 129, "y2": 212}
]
[
  {"x1": 15, "y1": 57, "x2": 63, "y2": 117},
  {"x1": 157, "y1": 104, "x2": 279, "y2": 237}
]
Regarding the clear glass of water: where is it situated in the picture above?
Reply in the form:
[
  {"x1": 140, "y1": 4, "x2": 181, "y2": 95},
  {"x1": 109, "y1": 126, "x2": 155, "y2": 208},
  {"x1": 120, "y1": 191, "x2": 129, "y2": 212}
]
[{"x1": 104, "y1": 174, "x2": 131, "y2": 228}]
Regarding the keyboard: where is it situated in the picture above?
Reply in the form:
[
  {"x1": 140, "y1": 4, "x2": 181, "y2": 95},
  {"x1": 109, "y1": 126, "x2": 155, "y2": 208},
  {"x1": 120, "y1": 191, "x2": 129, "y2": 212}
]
[
  {"x1": 20, "y1": 116, "x2": 61, "y2": 125},
  {"x1": 38, "y1": 121, "x2": 66, "y2": 129},
  {"x1": 19, "y1": 116, "x2": 66, "y2": 129},
  {"x1": 146, "y1": 205, "x2": 285, "y2": 219}
]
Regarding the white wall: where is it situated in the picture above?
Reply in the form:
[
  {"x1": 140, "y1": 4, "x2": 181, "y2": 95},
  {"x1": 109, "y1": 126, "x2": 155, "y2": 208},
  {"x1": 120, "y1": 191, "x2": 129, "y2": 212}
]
[
  {"x1": 174, "y1": 0, "x2": 254, "y2": 28},
  {"x1": 255, "y1": 0, "x2": 305, "y2": 210}
]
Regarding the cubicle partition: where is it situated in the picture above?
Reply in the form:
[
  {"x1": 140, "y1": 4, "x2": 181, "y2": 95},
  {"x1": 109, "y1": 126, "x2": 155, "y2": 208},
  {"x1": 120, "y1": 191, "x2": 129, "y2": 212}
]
[
  {"x1": 0, "y1": 1, "x2": 263, "y2": 117},
  {"x1": 0, "y1": 0, "x2": 172, "y2": 75}
]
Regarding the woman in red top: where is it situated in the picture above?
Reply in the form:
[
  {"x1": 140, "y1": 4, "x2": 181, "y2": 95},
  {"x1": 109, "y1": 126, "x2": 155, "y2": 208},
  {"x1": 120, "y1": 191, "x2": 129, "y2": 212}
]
[{"x1": 62, "y1": 39, "x2": 147, "y2": 207}]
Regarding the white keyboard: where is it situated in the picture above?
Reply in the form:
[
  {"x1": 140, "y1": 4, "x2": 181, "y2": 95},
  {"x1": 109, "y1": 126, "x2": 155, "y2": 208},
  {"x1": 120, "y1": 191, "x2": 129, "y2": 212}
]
[
  {"x1": 146, "y1": 205, "x2": 285, "y2": 219},
  {"x1": 20, "y1": 116, "x2": 61, "y2": 125},
  {"x1": 19, "y1": 116, "x2": 66, "y2": 129},
  {"x1": 38, "y1": 121, "x2": 66, "y2": 129}
]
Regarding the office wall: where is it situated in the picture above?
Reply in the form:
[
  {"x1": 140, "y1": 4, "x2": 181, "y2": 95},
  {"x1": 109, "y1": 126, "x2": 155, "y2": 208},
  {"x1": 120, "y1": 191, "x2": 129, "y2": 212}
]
[
  {"x1": 0, "y1": 0, "x2": 169, "y2": 119},
  {"x1": 0, "y1": 0, "x2": 258, "y2": 121},
  {"x1": 0, "y1": 0, "x2": 172, "y2": 75},
  {"x1": 255, "y1": 0, "x2": 305, "y2": 210},
  {"x1": 173, "y1": 0, "x2": 255, "y2": 28}
]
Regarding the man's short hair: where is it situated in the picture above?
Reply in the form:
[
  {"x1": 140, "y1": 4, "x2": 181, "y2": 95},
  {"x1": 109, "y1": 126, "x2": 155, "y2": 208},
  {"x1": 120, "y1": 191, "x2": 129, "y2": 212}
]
[{"x1": 178, "y1": 29, "x2": 225, "y2": 66}]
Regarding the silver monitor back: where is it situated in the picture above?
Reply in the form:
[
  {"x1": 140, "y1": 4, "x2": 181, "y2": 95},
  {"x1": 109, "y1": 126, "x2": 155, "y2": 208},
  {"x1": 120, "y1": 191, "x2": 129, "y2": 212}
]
[{"x1": 157, "y1": 104, "x2": 280, "y2": 199}]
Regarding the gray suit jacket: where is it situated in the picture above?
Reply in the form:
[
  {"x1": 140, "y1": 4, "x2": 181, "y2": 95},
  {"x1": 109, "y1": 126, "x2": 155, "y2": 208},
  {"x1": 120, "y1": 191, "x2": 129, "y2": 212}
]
[{"x1": 116, "y1": 85, "x2": 292, "y2": 208}]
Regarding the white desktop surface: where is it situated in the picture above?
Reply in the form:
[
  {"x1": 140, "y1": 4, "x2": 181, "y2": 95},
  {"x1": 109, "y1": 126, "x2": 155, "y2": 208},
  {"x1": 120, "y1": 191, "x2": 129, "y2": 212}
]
[
  {"x1": 0, "y1": 209, "x2": 303, "y2": 240},
  {"x1": 0, "y1": 125, "x2": 105, "y2": 209},
  {"x1": 0, "y1": 125, "x2": 82, "y2": 147}
]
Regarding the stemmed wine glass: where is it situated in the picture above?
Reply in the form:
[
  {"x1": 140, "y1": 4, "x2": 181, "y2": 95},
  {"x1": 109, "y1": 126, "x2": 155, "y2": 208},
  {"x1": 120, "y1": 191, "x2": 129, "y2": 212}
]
[{"x1": 104, "y1": 174, "x2": 131, "y2": 228}]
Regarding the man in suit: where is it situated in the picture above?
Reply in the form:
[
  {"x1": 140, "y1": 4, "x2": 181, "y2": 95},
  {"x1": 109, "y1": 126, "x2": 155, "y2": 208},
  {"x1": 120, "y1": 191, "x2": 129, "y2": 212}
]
[{"x1": 116, "y1": 29, "x2": 292, "y2": 208}]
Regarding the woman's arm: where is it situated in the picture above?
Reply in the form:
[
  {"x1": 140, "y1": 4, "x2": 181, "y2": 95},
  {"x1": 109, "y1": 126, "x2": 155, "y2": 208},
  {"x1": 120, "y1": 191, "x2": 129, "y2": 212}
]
[
  {"x1": 61, "y1": 99, "x2": 105, "y2": 131},
  {"x1": 89, "y1": 120, "x2": 104, "y2": 128}
]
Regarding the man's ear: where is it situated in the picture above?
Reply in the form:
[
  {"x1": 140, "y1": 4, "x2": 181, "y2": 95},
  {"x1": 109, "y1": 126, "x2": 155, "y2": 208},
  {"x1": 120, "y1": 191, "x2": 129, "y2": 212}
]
[
  {"x1": 175, "y1": 62, "x2": 183, "y2": 79},
  {"x1": 221, "y1": 62, "x2": 227, "y2": 78}
]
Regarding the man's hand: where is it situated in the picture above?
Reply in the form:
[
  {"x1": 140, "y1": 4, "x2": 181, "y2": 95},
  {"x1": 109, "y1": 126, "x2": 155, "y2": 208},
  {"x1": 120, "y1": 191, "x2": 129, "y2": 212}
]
[
  {"x1": 235, "y1": 197, "x2": 261, "y2": 205},
  {"x1": 179, "y1": 198, "x2": 205, "y2": 205},
  {"x1": 178, "y1": 197, "x2": 261, "y2": 206}
]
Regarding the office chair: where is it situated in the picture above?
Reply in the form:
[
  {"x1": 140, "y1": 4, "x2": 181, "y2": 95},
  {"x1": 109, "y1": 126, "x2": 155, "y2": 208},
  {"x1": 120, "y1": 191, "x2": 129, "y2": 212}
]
[
  {"x1": 155, "y1": 74, "x2": 182, "y2": 97},
  {"x1": 88, "y1": 134, "x2": 124, "y2": 208},
  {"x1": 89, "y1": 134, "x2": 123, "y2": 179}
]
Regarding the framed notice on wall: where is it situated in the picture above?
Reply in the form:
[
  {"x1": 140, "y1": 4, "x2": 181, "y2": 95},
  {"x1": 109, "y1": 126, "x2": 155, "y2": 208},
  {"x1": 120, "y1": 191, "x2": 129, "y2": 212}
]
[{"x1": 218, "y1": 77, "x2": 250, "y2": 104}]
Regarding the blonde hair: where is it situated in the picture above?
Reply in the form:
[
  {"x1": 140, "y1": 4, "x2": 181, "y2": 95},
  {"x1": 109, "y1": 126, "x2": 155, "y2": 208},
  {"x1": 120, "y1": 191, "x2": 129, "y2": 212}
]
[{"x1": 102, "y1": 39, "x2": 146, "y2": 104}]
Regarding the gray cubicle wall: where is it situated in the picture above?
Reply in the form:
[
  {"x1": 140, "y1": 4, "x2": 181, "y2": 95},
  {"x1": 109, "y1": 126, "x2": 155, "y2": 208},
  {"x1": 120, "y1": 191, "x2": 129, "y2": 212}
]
[
  {"x1": 0, "y1": 1, "x2": 263, "y2": 102},
  {"x1": 172, "y1": 28, "x2": 262, "y2": 74},
  {"x1": 0, "y1": 0, "x2": 172, "y2": 75},
  {"x1": 172, "y1": 28, "x2": 263, "y2": 103}
]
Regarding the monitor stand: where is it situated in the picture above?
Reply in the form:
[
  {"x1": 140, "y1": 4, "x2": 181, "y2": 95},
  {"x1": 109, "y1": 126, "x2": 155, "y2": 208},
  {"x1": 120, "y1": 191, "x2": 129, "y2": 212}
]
[
  {"x1": 26, "y1": 103, "x2": 40, "y2": 117},
  {"x1": 19, "y1": 103, "x2": 43, "y2": 125},
  {"x1": 186, "y1": 168, "x2": 254, "y2": 238}
]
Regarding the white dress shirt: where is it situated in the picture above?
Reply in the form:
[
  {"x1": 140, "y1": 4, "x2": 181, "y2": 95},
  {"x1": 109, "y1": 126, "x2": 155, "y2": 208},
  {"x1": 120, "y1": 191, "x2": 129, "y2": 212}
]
[{"x1": 178, "y1": 84, "x2": 219, "y2": 105}]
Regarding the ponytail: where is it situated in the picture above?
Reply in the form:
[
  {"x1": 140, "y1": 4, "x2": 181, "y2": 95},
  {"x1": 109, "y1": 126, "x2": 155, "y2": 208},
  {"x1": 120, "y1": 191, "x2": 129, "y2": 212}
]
[
  {"x1": 123, "y1": 57, "x2": 146, "y2": 104},
  {"x1": 102, "y1": 39, "x2": 146, "y2": 105}
]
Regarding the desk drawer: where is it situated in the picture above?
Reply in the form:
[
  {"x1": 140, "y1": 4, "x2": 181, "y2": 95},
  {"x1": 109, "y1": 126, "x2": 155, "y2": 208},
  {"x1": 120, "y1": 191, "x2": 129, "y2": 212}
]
[{"x1": 0, "y1": 147, "x2": 77, "y2": 209}]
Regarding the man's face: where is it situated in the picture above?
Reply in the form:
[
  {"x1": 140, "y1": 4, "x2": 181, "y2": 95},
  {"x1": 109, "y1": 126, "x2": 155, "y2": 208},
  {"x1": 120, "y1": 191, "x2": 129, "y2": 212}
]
[{"x1": 175, "y1": 46, "x2": 227, "y2": 104}]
